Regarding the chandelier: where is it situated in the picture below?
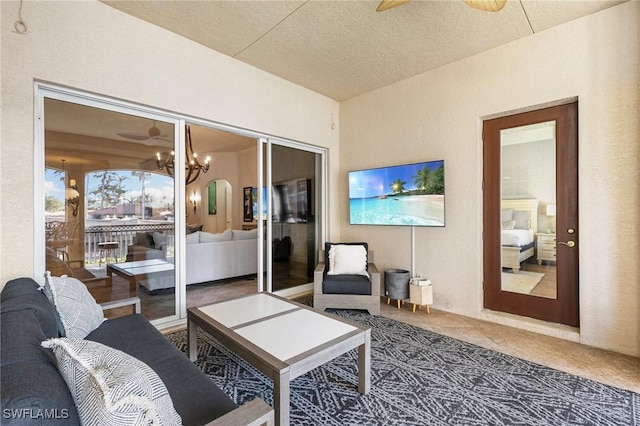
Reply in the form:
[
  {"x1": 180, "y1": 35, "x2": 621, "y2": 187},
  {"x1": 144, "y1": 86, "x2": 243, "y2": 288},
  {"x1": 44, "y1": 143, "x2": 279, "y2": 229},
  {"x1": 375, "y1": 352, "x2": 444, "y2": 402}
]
[{"x1": 156, "y1": 125, "x2": 210, "y2": 185}]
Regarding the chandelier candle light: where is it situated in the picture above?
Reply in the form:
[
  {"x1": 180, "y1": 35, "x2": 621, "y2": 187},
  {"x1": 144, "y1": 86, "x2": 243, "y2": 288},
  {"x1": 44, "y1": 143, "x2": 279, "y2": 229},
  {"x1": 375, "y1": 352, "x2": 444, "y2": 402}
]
[{"x1": 156, "y1": 125, "x2": 210, "y2": 185}]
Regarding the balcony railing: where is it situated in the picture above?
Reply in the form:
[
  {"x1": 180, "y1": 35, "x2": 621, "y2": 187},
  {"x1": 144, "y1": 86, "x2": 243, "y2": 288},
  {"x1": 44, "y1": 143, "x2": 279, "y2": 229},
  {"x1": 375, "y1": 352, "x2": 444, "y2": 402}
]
[{"x1": 84, "y1": 223, "x2": 175, "y2": 265}]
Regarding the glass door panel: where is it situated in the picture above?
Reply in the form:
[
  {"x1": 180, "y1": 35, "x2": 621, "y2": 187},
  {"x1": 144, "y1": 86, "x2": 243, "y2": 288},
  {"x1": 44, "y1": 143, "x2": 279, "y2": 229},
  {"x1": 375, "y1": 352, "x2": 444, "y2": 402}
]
[
  {"x1": 44, "y1": 98, "x2": 177, "y2": 321},
  {"x1": 268, "y1": 144, "x2": 319, "y2": 292},
  {"x1": 500, "y1": 121, "x2": 557, "y2": 299}
]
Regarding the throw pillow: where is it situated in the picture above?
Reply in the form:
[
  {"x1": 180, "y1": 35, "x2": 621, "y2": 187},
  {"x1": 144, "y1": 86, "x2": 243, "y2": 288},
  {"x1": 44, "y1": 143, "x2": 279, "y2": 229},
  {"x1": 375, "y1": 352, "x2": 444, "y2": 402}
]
[
  {"x1": 231, "y1": 229, "x2": 258, "y2": 240},
  {"x1": 186, "y1": 224, "x2": 203, "y2": 234},
  {"x1": 513, "y1": 210, "x2": 531, "y2": 230},
  {"x1": 134, "y1": 232, "x2": 154, "y2": 248},
  {"x1": 199, "y1": 229, "x2": 232, "y2": 243},
  {"x1": 186, "y1": 231, "x2": 200, "y2": 244},
  {"x1": 42, "y1": 338, "x2": 181, "y2": 426},
  {"x1": 327, "y1": 244, "x2": 368, "y2": 276},
  {"x1": 501, "y1": 220, "x2": 516, "y2": 230},
  {"x1": 153, "y1": 232, "x2": 168, "y2": 250},
  {"x1": 502, "y1": 208, "x2": 514, "y2": 221},
  {"x1": 44, "y1": 272, "x2": 105, "y2": 339}
]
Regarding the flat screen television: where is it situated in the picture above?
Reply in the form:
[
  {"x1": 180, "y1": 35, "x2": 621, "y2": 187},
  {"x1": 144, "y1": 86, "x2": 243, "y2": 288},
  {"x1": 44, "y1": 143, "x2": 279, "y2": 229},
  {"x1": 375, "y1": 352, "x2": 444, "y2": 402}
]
[
  {"x1": 349, "y1": 160, "x2": 445, "y2": 227},
  {"x1": 252, "y1": 178, "x2": 311, "y2": 223}
]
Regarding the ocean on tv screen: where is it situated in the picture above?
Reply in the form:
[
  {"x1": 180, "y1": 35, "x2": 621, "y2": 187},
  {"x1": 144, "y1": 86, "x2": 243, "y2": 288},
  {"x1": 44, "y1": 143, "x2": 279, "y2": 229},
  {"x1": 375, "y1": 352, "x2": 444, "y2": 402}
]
[
  {"x1": 349, "y1": 194, "x2": 444, "y2": 226},
  {"x1": 348, "y1": 159, "x2": 445, "y2": 226}
]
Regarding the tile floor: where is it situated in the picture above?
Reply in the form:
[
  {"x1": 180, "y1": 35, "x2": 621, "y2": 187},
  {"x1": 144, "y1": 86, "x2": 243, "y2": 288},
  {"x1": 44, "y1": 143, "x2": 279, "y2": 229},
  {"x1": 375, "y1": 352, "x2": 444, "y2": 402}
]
[
  {"x1": 111, "y1": 276, "x2": 638, "y2": 395},
  {"x1": 378, "y1": 300, "x2": 640, "y2": 394}
]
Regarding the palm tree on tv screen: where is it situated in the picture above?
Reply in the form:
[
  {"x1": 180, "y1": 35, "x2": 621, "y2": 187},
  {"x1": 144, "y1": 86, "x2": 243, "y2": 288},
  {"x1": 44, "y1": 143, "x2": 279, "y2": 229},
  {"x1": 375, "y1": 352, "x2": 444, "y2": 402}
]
[
  {"x1": 412, "y1": 167, "x2": 432, "y2": 194},
  {"x1": 430, "y1": 164, "x2": 445, "y2": 194},
  {"x1": 390, "y1": 179, "x2": 406, "y2": 194}
]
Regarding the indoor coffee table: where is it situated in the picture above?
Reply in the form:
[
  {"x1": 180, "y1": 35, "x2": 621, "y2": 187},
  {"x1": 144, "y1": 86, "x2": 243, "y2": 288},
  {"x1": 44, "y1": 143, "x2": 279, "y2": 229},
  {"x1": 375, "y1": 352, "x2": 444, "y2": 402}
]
[
  {"x1": 188, "y1": 293, "x2": 371, "y2": 426},
  {"x1": 106, "y1": 258, "x2": 174, "y2": 290}
]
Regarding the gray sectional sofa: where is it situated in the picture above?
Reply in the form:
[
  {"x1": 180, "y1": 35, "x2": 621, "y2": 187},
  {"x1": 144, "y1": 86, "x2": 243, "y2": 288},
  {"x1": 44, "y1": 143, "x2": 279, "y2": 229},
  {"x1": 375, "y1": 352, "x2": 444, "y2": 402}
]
[{"x1": 0, "y1": 277, "x2": 273, "y2": 425}]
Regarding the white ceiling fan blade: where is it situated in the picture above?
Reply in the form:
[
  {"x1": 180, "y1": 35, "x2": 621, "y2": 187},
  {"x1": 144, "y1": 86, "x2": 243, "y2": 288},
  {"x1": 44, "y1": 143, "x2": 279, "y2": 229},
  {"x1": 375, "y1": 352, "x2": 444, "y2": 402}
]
[
  {"x1": 117, "y1": 120, "x2": 168, "y2": 141},
  {"x1": 143, "y1": 136, "x2": 174, "y2": 146},
  {"x1": 116, "y1": 132, "x2": 150, "y2": 141},
  {"x1": 464, "y1": 0, "x2": 507, "y2": 12},
  {"x1": 376, "y1": 0, "x2": 411, "y2": 12}
]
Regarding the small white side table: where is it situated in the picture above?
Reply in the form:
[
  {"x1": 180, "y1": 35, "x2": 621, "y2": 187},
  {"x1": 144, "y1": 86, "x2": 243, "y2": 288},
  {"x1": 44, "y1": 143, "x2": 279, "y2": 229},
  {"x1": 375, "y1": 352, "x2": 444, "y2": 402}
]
[{"x1": 409, "y1": 282, "x2": 433, "y2": 314}]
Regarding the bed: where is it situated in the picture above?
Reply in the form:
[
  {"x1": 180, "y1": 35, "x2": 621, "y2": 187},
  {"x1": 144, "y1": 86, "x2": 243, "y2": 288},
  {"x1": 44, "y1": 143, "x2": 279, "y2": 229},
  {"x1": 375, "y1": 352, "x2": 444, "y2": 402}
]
[{"x1": 501, "y1": 199, "x2": 538, "y2": 273}]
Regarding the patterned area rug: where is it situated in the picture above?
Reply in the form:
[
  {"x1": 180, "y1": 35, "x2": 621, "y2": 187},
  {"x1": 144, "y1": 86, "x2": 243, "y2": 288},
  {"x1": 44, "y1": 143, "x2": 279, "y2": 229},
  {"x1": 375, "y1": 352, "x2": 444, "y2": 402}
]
[{"x1": 167, "y1": 307, "x2": 638, "y2": 426}]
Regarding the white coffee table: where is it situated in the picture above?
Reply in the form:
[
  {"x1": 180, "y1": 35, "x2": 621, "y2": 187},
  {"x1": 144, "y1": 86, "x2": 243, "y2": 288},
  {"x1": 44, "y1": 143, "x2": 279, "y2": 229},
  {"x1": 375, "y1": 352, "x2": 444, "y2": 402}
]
[
  {"x1": 106, "y1": 258, "x2": 174, "y2": 290},
  {"x1": 187, "y1": 293, "x2": 371, "y2": 426}
]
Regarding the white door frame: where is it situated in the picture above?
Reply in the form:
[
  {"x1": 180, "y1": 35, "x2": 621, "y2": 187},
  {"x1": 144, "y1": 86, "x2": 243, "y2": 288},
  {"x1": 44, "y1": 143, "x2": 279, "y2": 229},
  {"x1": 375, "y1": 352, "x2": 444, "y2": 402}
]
[
  {"x1": 258, "y1": 138, "x2": 328, "y2": 295},
  {"x1": 34, "y1": 82, "x2": 328, "y2": 327}
]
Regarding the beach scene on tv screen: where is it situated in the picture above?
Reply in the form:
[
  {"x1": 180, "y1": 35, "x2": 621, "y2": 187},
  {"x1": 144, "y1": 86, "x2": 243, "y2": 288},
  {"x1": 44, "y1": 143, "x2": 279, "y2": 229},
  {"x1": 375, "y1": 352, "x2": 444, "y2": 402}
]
[{"x1": 349, "y1": 160, "x2": 445, "y2": 226}]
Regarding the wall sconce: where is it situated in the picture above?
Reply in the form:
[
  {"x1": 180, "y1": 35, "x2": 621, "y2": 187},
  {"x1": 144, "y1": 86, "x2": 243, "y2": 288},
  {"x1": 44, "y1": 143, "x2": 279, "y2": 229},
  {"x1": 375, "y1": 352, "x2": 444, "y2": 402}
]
[
  {"x1": 189, "y1": 191, "x2": 201, "y2": 214},
  {"x1": 65, "y1": 181, "x2": 80, "y2": 217},
  {"x1": 61, "y1": 159, "x2": 80, "y2": 217}
]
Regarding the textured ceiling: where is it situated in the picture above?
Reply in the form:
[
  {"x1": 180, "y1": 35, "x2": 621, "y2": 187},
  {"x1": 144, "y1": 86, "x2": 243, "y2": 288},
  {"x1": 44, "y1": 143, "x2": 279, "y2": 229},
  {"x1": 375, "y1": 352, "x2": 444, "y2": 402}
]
[{"x1": 101, "y1": 0, "x2": 626, "y2": 101}]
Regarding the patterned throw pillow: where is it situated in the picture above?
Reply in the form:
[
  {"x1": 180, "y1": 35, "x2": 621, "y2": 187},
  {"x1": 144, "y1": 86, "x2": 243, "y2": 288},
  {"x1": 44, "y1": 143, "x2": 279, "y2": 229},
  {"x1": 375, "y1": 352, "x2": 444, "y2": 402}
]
[
  {"x1": 44, "y1": 272, "x2": 105, "y2": 338},
  {"x1": 42, "y1": 338, "x2": 181, "y2": 426}
]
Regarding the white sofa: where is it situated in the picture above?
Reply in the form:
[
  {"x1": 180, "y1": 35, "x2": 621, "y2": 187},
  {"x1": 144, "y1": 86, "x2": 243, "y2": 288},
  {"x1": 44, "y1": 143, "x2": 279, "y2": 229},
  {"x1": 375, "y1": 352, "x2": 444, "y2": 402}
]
[{"x1": 186, "y1": 229, "x2": 258, "y2": 285}]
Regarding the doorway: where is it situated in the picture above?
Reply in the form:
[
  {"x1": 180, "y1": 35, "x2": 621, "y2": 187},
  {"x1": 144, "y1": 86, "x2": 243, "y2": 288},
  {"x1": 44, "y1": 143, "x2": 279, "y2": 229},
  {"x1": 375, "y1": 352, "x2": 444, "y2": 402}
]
[{"x1": 483, "y1": 102, "x2": 579, "y2": 327}]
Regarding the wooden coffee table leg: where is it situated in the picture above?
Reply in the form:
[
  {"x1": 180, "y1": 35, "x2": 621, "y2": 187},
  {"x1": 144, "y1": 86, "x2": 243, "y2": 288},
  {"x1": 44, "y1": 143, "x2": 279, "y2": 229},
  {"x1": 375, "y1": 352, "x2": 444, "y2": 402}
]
[
  {"x1": 105, "y1": 265, "x2": 113, "y2": 286},
  {"x1": 187, "y1": 318, "x2": 198, "y2": 362},
  {"x1": 358, "y1": 329, "x2": 371, "y2": 394},
  {"x1": 274, "y1": 369, "x2": 290, "y2": 426},
  {"x1": 127, "y1": 276, "x2": 137, "y2": 291}
]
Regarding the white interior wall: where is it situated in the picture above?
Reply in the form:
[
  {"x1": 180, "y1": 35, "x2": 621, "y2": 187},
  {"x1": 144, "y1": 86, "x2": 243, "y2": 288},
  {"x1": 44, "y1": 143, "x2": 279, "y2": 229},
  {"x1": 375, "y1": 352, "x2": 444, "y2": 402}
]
[
  {"x1": 340, "y1": 2, "x2": 639, "y2": 356},
  {"x1": 193, "y1": 152, "x2": 239, "y2": 232},
  {"x1": 0, "y1": 0, "x2": 339, "y2": 285}
]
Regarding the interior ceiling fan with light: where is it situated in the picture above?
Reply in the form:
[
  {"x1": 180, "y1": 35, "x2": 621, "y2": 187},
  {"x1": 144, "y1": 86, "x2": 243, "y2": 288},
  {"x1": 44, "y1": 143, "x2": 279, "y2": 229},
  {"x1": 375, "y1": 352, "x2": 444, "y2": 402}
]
[
  {"x1": 377, "y1": 0, "x2": 507, "y2": 12},
  {"x1": 116, "y1": 121, "x2": 172, "y2": 146}
]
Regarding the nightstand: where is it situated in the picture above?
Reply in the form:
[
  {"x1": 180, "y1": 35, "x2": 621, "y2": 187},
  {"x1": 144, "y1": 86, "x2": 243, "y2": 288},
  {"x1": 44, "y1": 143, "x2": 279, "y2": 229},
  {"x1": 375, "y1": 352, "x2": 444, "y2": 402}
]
[{"x1": 536, "y1": 233, "x2": 557, "y2": 264}]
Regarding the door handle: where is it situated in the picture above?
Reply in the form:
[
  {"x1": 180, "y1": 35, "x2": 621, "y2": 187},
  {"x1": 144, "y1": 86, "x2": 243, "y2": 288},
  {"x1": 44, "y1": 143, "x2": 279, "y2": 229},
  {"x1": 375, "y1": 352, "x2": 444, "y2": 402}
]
[{"x1": 558, "y1": 241, "x2": 575, "y2": 248}]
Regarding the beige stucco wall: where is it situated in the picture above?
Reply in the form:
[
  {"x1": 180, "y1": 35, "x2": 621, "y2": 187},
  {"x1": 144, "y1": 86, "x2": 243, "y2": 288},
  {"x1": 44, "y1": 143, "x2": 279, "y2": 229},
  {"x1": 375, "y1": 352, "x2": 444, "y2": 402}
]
[
  {"x1": 0, "y1": 1, "x2": 339, "y2": 284},
  {"x1": 340, "y1": 2, "x2": 639, "y2": 356}
]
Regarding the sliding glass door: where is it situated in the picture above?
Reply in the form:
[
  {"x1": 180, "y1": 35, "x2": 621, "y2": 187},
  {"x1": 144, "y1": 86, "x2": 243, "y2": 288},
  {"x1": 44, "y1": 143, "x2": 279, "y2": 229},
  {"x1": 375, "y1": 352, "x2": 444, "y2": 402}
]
[
  {"x1": 37, "y1": 84, "x2": 327, "y2": 327},
  {"x1": 260, "y1": 139, "x2": 325, "y2": 294},
  {"x1": 37, "y1": 86, "x2": 182, "y2": 325}
]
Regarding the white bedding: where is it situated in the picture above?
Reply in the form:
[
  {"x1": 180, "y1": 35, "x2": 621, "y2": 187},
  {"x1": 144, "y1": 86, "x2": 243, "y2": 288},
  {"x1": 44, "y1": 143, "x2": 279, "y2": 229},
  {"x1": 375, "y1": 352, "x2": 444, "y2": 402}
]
[{"x1": 501, "y1": 229, "x2": 534, "y2": 247}]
